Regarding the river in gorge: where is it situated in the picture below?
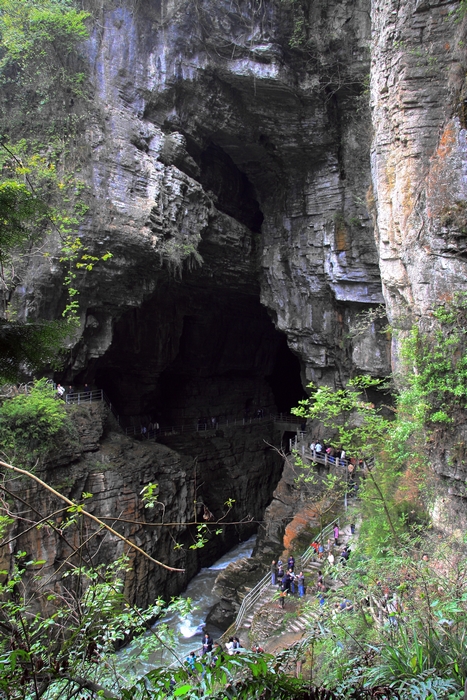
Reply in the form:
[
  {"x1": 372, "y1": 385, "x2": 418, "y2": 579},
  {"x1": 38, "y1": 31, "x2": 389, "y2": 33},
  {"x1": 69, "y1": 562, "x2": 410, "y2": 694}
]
[{"x1": 117, "y1": 536, "x2": 256, "y2": 677}]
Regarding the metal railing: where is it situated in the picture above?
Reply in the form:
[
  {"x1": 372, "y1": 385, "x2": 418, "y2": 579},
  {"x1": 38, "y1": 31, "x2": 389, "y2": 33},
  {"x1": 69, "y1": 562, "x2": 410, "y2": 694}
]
[
  {"x1": 235, "y1": 571, "x2": 271, "y2": 631},
  {"x1": 232, "y1": 516, "x2": 341, "y2": 633},
  {"x1": 124, "y1": 414, "x2": 304, "y2": 439},
  {"x1": 64, "y1": 389, "x2": 120, "y2": 425},
  {"x1": 300, "y1": 517, "x2": 339, "y2": 568},
  {"x1": 292, "y1": 437, "x2": 350, "y2": 469}
]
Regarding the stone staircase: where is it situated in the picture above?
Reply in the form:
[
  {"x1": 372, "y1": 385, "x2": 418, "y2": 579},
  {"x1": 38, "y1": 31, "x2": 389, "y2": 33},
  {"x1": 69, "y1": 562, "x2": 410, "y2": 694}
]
[{"x1": 221, "y1": 520, "x2": 356, "y2": 644}]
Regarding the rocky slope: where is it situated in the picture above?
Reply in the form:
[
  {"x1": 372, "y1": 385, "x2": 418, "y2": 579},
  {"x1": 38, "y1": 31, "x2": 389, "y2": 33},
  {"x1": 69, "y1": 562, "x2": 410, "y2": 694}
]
[{"x1": 6, "y1": 403, "x2": 282, "y2": 606}]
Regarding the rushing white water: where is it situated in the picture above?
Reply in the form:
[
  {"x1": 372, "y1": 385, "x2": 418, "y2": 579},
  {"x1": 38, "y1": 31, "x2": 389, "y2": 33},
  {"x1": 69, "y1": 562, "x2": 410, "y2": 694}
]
[{"x1": 118, "y1": 536, "x2": 255, "y2": 676}]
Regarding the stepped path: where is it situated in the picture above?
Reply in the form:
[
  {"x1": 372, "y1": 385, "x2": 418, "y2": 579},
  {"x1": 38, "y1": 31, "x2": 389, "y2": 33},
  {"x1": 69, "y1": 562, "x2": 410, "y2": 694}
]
[
  {"x1": 246, "y1": 526, "x2": 353, "y2": 632},
  {"x1": 220, "y1": 520, "x2": 356, "y2": 646}
]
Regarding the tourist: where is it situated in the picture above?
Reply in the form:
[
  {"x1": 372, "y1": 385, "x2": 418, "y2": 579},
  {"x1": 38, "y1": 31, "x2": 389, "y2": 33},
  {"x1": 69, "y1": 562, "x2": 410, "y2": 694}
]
[
  {"x1": 277, "y1": 560, "x2": 284, "y2": 579},
  {"x1": 340, "y1": 545, "x2": 350, "y2": 564},
  {"x1": 271, "y1": 559, "x2": 277, "y2": 586},
  {"x1": 225, "y1": 637, "x2": 235, "y2": 655},
  {"x1": 186, "y1": 651, "x2": 196, "y2": 672},
  {"x1": 202, "y1": 632, "x2": 213, "y2": 654},
  {"x1": 317, "y1": 570, "x2": 325, "y2": 592},
  {"x1": 56, "y1": 384, "x2": 65, "y2": 398},
  {"x1": 287, "y1": 555, "x2": 295, "y2": 572},
  {"x1": 327, "y1": 550, "x2": 335, "y2": 567},
  {"x1": 333, "y1": 523, "x2": 339, "y2": 545},
  {"x1": 297, "y1": 571, "x2": 305, "y2": 597}
]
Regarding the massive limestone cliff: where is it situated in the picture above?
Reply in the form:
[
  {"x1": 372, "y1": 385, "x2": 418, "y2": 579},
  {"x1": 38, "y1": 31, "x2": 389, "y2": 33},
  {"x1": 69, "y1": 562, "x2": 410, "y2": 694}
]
[
  {"x1": 16, "y1": 0, "x2": 390, "y2": 424},
  {"x1": 9, "y1": 0, "x2": 467, "y2": 592},
  {"x1": 370, "y1": 0, "x2": 467, "y2": 526}
]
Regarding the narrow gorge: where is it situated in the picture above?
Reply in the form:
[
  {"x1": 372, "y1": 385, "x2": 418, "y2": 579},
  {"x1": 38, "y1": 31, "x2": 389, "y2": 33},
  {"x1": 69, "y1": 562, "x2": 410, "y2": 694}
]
[{"x1": 4, "y1": 0, "x2": 467, "y2": 625}]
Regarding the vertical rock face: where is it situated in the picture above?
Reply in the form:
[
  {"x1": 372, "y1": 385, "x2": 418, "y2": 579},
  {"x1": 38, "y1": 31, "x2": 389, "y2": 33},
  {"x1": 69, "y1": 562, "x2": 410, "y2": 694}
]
[
  {"x1": 371, "y1": 0, "x2": 467, "y2": 334},
  {"x1": 10, "y1": 404, "x2": 283, "y2": 607},
  {"x1": 17, "y1": 0, "x2": 390, "y2": 412},
  {"x1": 370, "y1": 1, "x2": 467, "y2": 526}
]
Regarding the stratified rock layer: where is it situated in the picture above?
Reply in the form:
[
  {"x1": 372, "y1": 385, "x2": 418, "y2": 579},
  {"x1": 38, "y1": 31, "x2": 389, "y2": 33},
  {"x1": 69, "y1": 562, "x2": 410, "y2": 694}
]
[
  {"x1": 371, "y1": 0, "x2": 467, "y2": 525},
  {"x1": 15, "y1": 0, "x2": 390, "y2": 418},
  {"x1": 8, "y1": 404, "x2": 282, "y2": 606}
]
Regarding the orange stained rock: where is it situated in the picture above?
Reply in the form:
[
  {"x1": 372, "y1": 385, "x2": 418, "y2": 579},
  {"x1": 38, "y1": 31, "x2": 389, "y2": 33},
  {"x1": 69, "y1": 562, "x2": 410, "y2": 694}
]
[{"x1": 282, "y1": 505, "x2": 320, "y2": 552}]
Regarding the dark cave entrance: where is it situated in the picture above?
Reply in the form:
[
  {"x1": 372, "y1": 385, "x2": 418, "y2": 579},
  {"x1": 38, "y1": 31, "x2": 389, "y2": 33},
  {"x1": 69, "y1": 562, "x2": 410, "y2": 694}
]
[
  {"x1": 266, "y1": 335, "x2": 306, "y2": 414},
  {"x1": 87, "y1": 136, "x2": 305, "y2": 428},
  {"x1": 91, "y1": 288, "x2": 306, "y2": 429}
]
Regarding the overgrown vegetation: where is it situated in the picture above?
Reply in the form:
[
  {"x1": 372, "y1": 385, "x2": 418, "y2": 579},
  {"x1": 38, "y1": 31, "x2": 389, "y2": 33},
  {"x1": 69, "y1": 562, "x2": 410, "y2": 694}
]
[
  {"x1": 284, "y1": 294, "x2": 467, "y2": 697},
  {"x1": 0, "y1": 0, "x2": 90, "y2": 141},
  {"x1": 0, "y1": 1, "x2": 113, "y2": 382},
  {"x1": 0, "y1": 378, "x2": 74, "y2": 465}
]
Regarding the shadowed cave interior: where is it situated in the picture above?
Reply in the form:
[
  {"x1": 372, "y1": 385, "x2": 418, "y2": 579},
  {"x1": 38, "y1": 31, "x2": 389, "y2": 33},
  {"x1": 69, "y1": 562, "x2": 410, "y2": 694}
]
[{"x1": 91, "y1": 286, "x2": 306, "y2": 429}]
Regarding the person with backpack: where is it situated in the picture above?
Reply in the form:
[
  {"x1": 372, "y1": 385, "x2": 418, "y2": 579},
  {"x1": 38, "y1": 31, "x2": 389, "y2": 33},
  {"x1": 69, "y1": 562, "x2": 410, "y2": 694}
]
[{"x1": 277, "y1": 561, "x2": 284, "y2": 580}]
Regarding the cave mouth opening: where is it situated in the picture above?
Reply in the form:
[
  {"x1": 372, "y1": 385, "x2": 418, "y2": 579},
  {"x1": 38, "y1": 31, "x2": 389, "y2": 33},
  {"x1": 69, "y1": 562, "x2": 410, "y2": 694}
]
[
  {"x1": 81, "y1": 136, "x2": 303, "y2": 429},
  {"x1": 266, "y1": 335, "x2": 307, "y2": 415},
  {"x1": 88, "y1": 289, "x2": 306, "y2": 430}
]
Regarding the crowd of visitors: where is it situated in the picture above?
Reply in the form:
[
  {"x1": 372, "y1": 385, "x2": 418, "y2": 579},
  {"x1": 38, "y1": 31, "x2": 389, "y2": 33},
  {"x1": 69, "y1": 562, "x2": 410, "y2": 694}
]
[
  {"x1": 270, "y1": 528, "x2": 355, "y2": 611},
  {"x1": 270, "y1": 557, "x2": 307, "y2": 605},
  {"x1": 184, "y1": 631, "x2": 264, "y2": 672},
  {"x1": 308, "y1": 439, "x2": 362, "y2": 471},
  {"x1": 56, "y1": 383, "x2": 94, "y2": 399}
]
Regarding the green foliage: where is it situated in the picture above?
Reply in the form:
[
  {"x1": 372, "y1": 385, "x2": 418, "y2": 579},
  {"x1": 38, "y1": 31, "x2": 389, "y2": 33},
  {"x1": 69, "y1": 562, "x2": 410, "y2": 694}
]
[
  {"x1": 0, "y1": 180, "x2": 47, "y2": 264},
  {"x1": 308, "y1": 542, "x2": 467, "y2": 699},
  {"x1": 400, "y1": 292, "x2": 467, "y2": 425},
  {"x1": 0, "y1": 553, "x2": 190, "y2": 699},
  {"x1": 0, "y1": 143, "x2": 112, "y2": 377},
  {"x1": 0, "y1": 319, "x2": 71, "y2": 382},
  {"x1": 0, "y1": 377, "x2": 72, "y2": 462},
  {"x1": 124, "y1": 651, "x2": 315, "y2": 699},
  {"x1": 0, "y1": 0, "x2": 90, "y2": 141},
  {"x1": 158, "y1": 239, "x2": 204, "y2": 278}
]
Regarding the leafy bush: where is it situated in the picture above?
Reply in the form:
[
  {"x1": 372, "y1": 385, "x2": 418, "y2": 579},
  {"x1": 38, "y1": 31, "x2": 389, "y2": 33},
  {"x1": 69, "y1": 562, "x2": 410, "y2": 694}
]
[{"x1": 0, "y1": 377, "x2": 72, "y2": 462}]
